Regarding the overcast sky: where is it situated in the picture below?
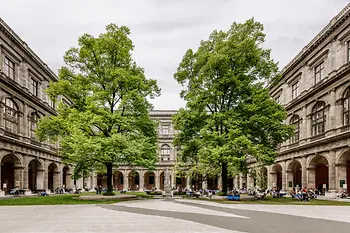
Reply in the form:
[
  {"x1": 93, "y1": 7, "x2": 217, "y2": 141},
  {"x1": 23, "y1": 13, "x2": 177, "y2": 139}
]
[{"x1": 0, "y1": 0, "x2": 349, "y2": 109}]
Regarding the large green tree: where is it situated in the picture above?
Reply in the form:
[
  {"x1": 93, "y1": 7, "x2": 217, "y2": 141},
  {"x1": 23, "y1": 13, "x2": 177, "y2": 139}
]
[
  {"x1": 37, "y1": 24, "x2": 160, "y2": 193},
  {"x1": 173, "y1": 18, "x2": 293, "y2": 193}
]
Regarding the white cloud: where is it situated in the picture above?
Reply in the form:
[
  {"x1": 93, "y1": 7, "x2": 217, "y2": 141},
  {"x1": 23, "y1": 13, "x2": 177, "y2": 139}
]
[{"x1": 0, "y1": 0, "x2": 348, "y2": 109}]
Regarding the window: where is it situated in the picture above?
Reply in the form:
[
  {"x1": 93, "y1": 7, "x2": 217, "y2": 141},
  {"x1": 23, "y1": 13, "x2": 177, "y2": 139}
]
[
  {"x1": 344, "y1": 89, "x2": 350, "y2": 126},
  {"x1": 275, "y1": 95, "x2": 281, "y2": 104},
  {"x1": 4, "y1": 98, "x2": 18, "y2": 133},
  {"x1": 161, "y1": 125, "x2": 169, "y2": 135},
  {"x1": 30, "y1": 112, "x2": 39, "y2": 139},
  {"x1": 4, "y1": 57, "x2": 15, "y2": 80},
  {"x1": 311, "y1": 101, "x2": 326, "y2": 136},
  {"x1": 314, "y1": 62, "x2": 324, "y2": 84},
  {"x1": 290, "y1": 115, "x2": 300, "y2": 143},
  {"x1": 30, "y1": 78, "x2": 39, "y2": 97},
  {"x1": 292, "y1": 82, "x2": 299, "y2": 100},
  {"x1": 160, "y1": 144, "x2": 171, "y2": 161},
  {"x1": 48, "y1": 98, "x2": 56, "y2": 109}
]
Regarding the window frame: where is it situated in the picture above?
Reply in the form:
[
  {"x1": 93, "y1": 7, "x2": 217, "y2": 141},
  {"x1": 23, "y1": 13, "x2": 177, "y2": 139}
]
[
  {"x1": 311, "y1": 101, "x2": 326, "y2": 136},
  {"x1": 292, "y1": 81, "x2": 299, "y2": 100},
  {"x1": 29, "y1": 112, "x2": 39, "y2": 139},
  {"x1": 160, "y1": 144, "x2": 171, "y2": 161},
  {"x1": 344, "y1": 89, "x2": 350, "y2": 126},
  {"x1": 3, "y1": 56, "x2": 15, "y2": 80},
  {"x1": 4, "y1": 98, "x2": 19, "y2": 133},
  {"x1": 30, "y1": 78, "x2": 39, "y2": 97},
  {"x1": 290, "y1": 115, "x2": 300, "y2": 143},
  {"x1": 161, "y1": 125, "x2": 169, "y2": 135},
  {"x1": 347, "y1": 41, "x2": 350, "y2": 63},
  {"x1": 314, "y1": 62, "x2": 324, "y2": 84}
]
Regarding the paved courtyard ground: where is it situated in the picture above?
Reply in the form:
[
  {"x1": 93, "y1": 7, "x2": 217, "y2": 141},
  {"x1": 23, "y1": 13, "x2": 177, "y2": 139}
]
[{"x1": 0, "y1": 199, "x2": 350, "y2": 233}]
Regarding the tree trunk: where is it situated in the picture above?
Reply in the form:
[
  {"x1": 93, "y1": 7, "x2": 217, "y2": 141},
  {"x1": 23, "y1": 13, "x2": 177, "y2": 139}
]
[
  {"x1": 221, "y1": 162, "x2": 228, "y2": 194},
  {"x1": 106, "y1": 162, "x2": 113, "y2": 193}
]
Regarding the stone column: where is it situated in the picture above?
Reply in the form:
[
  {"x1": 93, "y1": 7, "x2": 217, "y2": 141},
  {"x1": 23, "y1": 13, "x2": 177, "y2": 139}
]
[
  {"x1": 286, "y1": 170, "x2": 294, "y2": 191},
  {"x1": 22, "y1": 157, "x2": 28, "y2": 190},
  {"x1": 123, "y1": 171, "x2": 129, "y2": 190},
  {"x1": 247, "y1": 173, "x2": 254, "y2": 189},
  {"x1": 327, "y1": 90, "x2": 336, "y2": 135},
  {"x1": 36, "y1": 169, "x2": 44, "y2": 190},
  {"x1": 202, "y1": 178, "x2": 208, "y2": 190},
  {"x1": 281, "y1": 162, "x2": 286, "y2": 190},
  {"x1": 336, "y1": 164, "x2": 344, "y2": 193},
  {"x1": 301, "y1": 156, "x2": 307, "y2": 188},
  {"x1": 0, "y1": 165, "x2": 3, "y2": 196},
  {"x1": 53, "y1": 171, "x2": 60, "y2": 190},
  {"x1": 171, "y1": 170, "x2": 176, "y2": 189},
  {"x1": 307, "y1": 168, "x2": 315, "y2": 189},
  {"x1": 65, "y1": 172, "x2": 73, "y2": 189},
  {"x1": 155, "y1": 171, "x2": 160, "y2": 190},
  {"x1": 186, "y1": 176, "x2": 192, "y2": 190},
  {"x1": 328, "y1": 150, "x2": 336, "y2": 191},
  {"x1": 234, "y1": 176, "x2": 238, "y2": 188},
  {"x1": 14, "y1": 166, "x2": 23, "y2": 189},
  {"x1": 139, "y1": 170, "x2": 144, "y2": 191}
]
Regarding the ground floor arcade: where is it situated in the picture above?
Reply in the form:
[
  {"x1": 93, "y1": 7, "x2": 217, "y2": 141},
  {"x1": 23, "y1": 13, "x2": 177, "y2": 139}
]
[{"x1": 0, "y1": 151, "x2": 76, "y2": 195}]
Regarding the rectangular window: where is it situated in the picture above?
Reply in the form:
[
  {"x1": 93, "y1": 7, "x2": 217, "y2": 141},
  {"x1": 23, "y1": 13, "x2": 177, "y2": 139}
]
[
  {"x1": 314, "y1": 62, "x2": 324, "y2": 84},
  {"x1": 292, "y1": 82, "x2": 299, "y2": 100},
  {"x1": 161, "y1": 125, "x2": 169, "y2": 135},
  {"x1": 4, "y1": 57, "x2": 15, "y2": 80},
  {"x1": 31, "y1": 78, "x2": 38, "y2": 97}
]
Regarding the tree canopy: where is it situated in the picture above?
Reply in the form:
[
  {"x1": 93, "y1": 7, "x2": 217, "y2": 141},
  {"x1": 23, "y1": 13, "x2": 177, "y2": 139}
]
[
  {"x1": 37, "y1": 24, "x2": 160, "y2": 193},
  {"x1": 173, "y1": 18, "x2": 293, "y2": 193}
]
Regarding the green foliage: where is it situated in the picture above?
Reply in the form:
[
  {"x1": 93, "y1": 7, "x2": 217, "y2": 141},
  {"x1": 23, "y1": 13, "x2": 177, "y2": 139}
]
[
  {"x1": 37, "y1": 24, "x2": 160, "y2": 192},
  {"x1": 251, "y1": 165, "x2": 268, "y2": 190},
  {"x1": 173, "y1": 18, "x2": 293, "y2": 193}
]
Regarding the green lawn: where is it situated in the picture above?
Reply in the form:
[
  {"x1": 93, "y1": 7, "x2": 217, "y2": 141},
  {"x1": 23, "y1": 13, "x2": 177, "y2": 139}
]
[
  {"x1": 190, "y1": 196, "x2": 350, "y2": 206},
  {"x1": 0, "y1": 191, "x2": 153, "y2": 206}
]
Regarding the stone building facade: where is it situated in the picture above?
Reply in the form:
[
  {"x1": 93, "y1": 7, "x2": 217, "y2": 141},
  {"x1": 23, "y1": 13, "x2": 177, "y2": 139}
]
[
  {"x1": 245, "y1": 3, "x2": 350, "y2": 195},
  {"x1": 91, "y1": 110, "x2": 192, "y2": 191},
  {"x1": 0, "y1": 18, "x2": 76, "y2": 195}
]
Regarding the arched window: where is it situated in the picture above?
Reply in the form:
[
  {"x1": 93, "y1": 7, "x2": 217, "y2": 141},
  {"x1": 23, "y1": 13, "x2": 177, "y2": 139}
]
[
  {"x1": 344, "y1": 89, "x2": 350, "y2": 126},
  {"x1": 290, "y1": 115, "x2": 300, "y2": 143},
  {"x1": 4, "y1": 98, "x2": 18, "y2": 133},
  {"x1": 29, "y1": 112, "x2": 39, "y2": 139},
  {"x1": 311, "y1": 101, "x2": 326, "y2": 136},
  {"x1": 160, "y1": 144, "x2": 171, "y2": 161}
]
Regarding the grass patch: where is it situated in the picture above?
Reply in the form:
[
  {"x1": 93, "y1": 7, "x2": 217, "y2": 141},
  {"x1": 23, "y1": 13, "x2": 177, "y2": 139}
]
[
  {"x1": 189, "y1": 196, "x2": 350, "y2": 206},
  {"x1": 0, "y1": 191, "x2": 153, "y2": 206}
]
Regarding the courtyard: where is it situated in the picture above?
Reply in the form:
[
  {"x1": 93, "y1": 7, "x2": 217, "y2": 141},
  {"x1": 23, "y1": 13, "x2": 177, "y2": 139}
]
[{"x1": 1, "y1": 199, "x2": 350, "y2": 233}]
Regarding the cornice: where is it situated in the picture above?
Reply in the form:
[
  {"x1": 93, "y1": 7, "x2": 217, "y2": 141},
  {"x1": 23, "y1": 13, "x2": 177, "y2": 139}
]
[{"x1": 0, "y1": 18, "x2": 58, "y2": 82}]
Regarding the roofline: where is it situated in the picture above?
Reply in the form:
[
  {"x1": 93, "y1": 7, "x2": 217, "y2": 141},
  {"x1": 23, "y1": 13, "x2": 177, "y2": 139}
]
[
  {"x1": 0, "y1": 17, "x2": 58, "y2": 81},
  {"x1": 270, "y1": 3, "x2": 350, "y2": 93}
]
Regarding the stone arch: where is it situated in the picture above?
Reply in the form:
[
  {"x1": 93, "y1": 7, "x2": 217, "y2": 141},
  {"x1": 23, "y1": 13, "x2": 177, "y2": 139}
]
[
  {"x1": 62, "y1": 166, "x2": 70, "y2": 189},
  {"x1": 0, "y1": 95, "x2": 23, "y2": 113},
  {"x1": 271, "y1": 163, "x2": 283, "y2": 190},
  {"x1": 307, "y1": 99, "x2": 329, "y2": 115},
  {"x1": 337, "y1": 149, "x2": 350, "y2": 193},
  {"x1": 47, "y1": 163, "x2": 59, "y2": 192},
  {"x1": 144, "y1": 171, "x2": 156, "y2": 190},
  {"x1": 128, "y1": 170, "x2": 140, "y2": 190},
  {"x1": 1, "y1": 153, "x2": 23, "y2": 192},
  {"x1": 28, "y1": 159, "x2": 44, "y2": 192},
  {"x1": 286, "y1": 159, "x2": 302, "y2": 190},
  {"x1": 113, "y1": 170, "x2": 123, "y2": 190},
  {"x1": 308, "y1": 154, "x2": 329, "y2": 192},
  {"x1": 337, "y1": 83, "x2": 350, "y2": 100}
]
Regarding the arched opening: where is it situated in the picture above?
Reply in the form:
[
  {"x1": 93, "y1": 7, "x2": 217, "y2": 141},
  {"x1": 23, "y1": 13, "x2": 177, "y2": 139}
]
[
  {"x1": 272, "y1": 164, "x2": 283, "y2": 190},
  {"x1": 97, "y1": 174, "x2": 106, "y2": 187},
  {"x1": 113, "y1": 171, "x2": 123, "y2": 190},
  {"x1": 1, "y1": 154, "x2": 22, "y2": 193},
  {"x1": 207, "y1": 177, "x2": 218, "y2": 190},
  {"x1": 128, "y1": 171, "x2": 139, "y2": 190},
  {"x1": 4, "y1": 98, "x2": 19, "y2": 134},
  {"x1": 287, "y1": 160, "x2": 302, "y2": 190},
  {"x1": 62, "y1": 166, "x2": 70, "y2": 189},
  {"x1": 144, "y1": 171, "x2": 155, "y2": 190},
  {"x1": 29, "y1": 112, "x2": 40, "y2": 139},
  {"x1": 48, "y1": 163, "x2": 59, "y2": 192},
  {"x1": 28, "y1": 159, "x2": 43, "y2": 192},
  {"x1": 338, "y1": 149, "x2": 350, "y2": 193},
  {"x1": 309, "y1": 155, "x2": 329, "y2": 193},
  {"x1": 160, "y1": 144, "x2": 171, "y2": 161}
]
